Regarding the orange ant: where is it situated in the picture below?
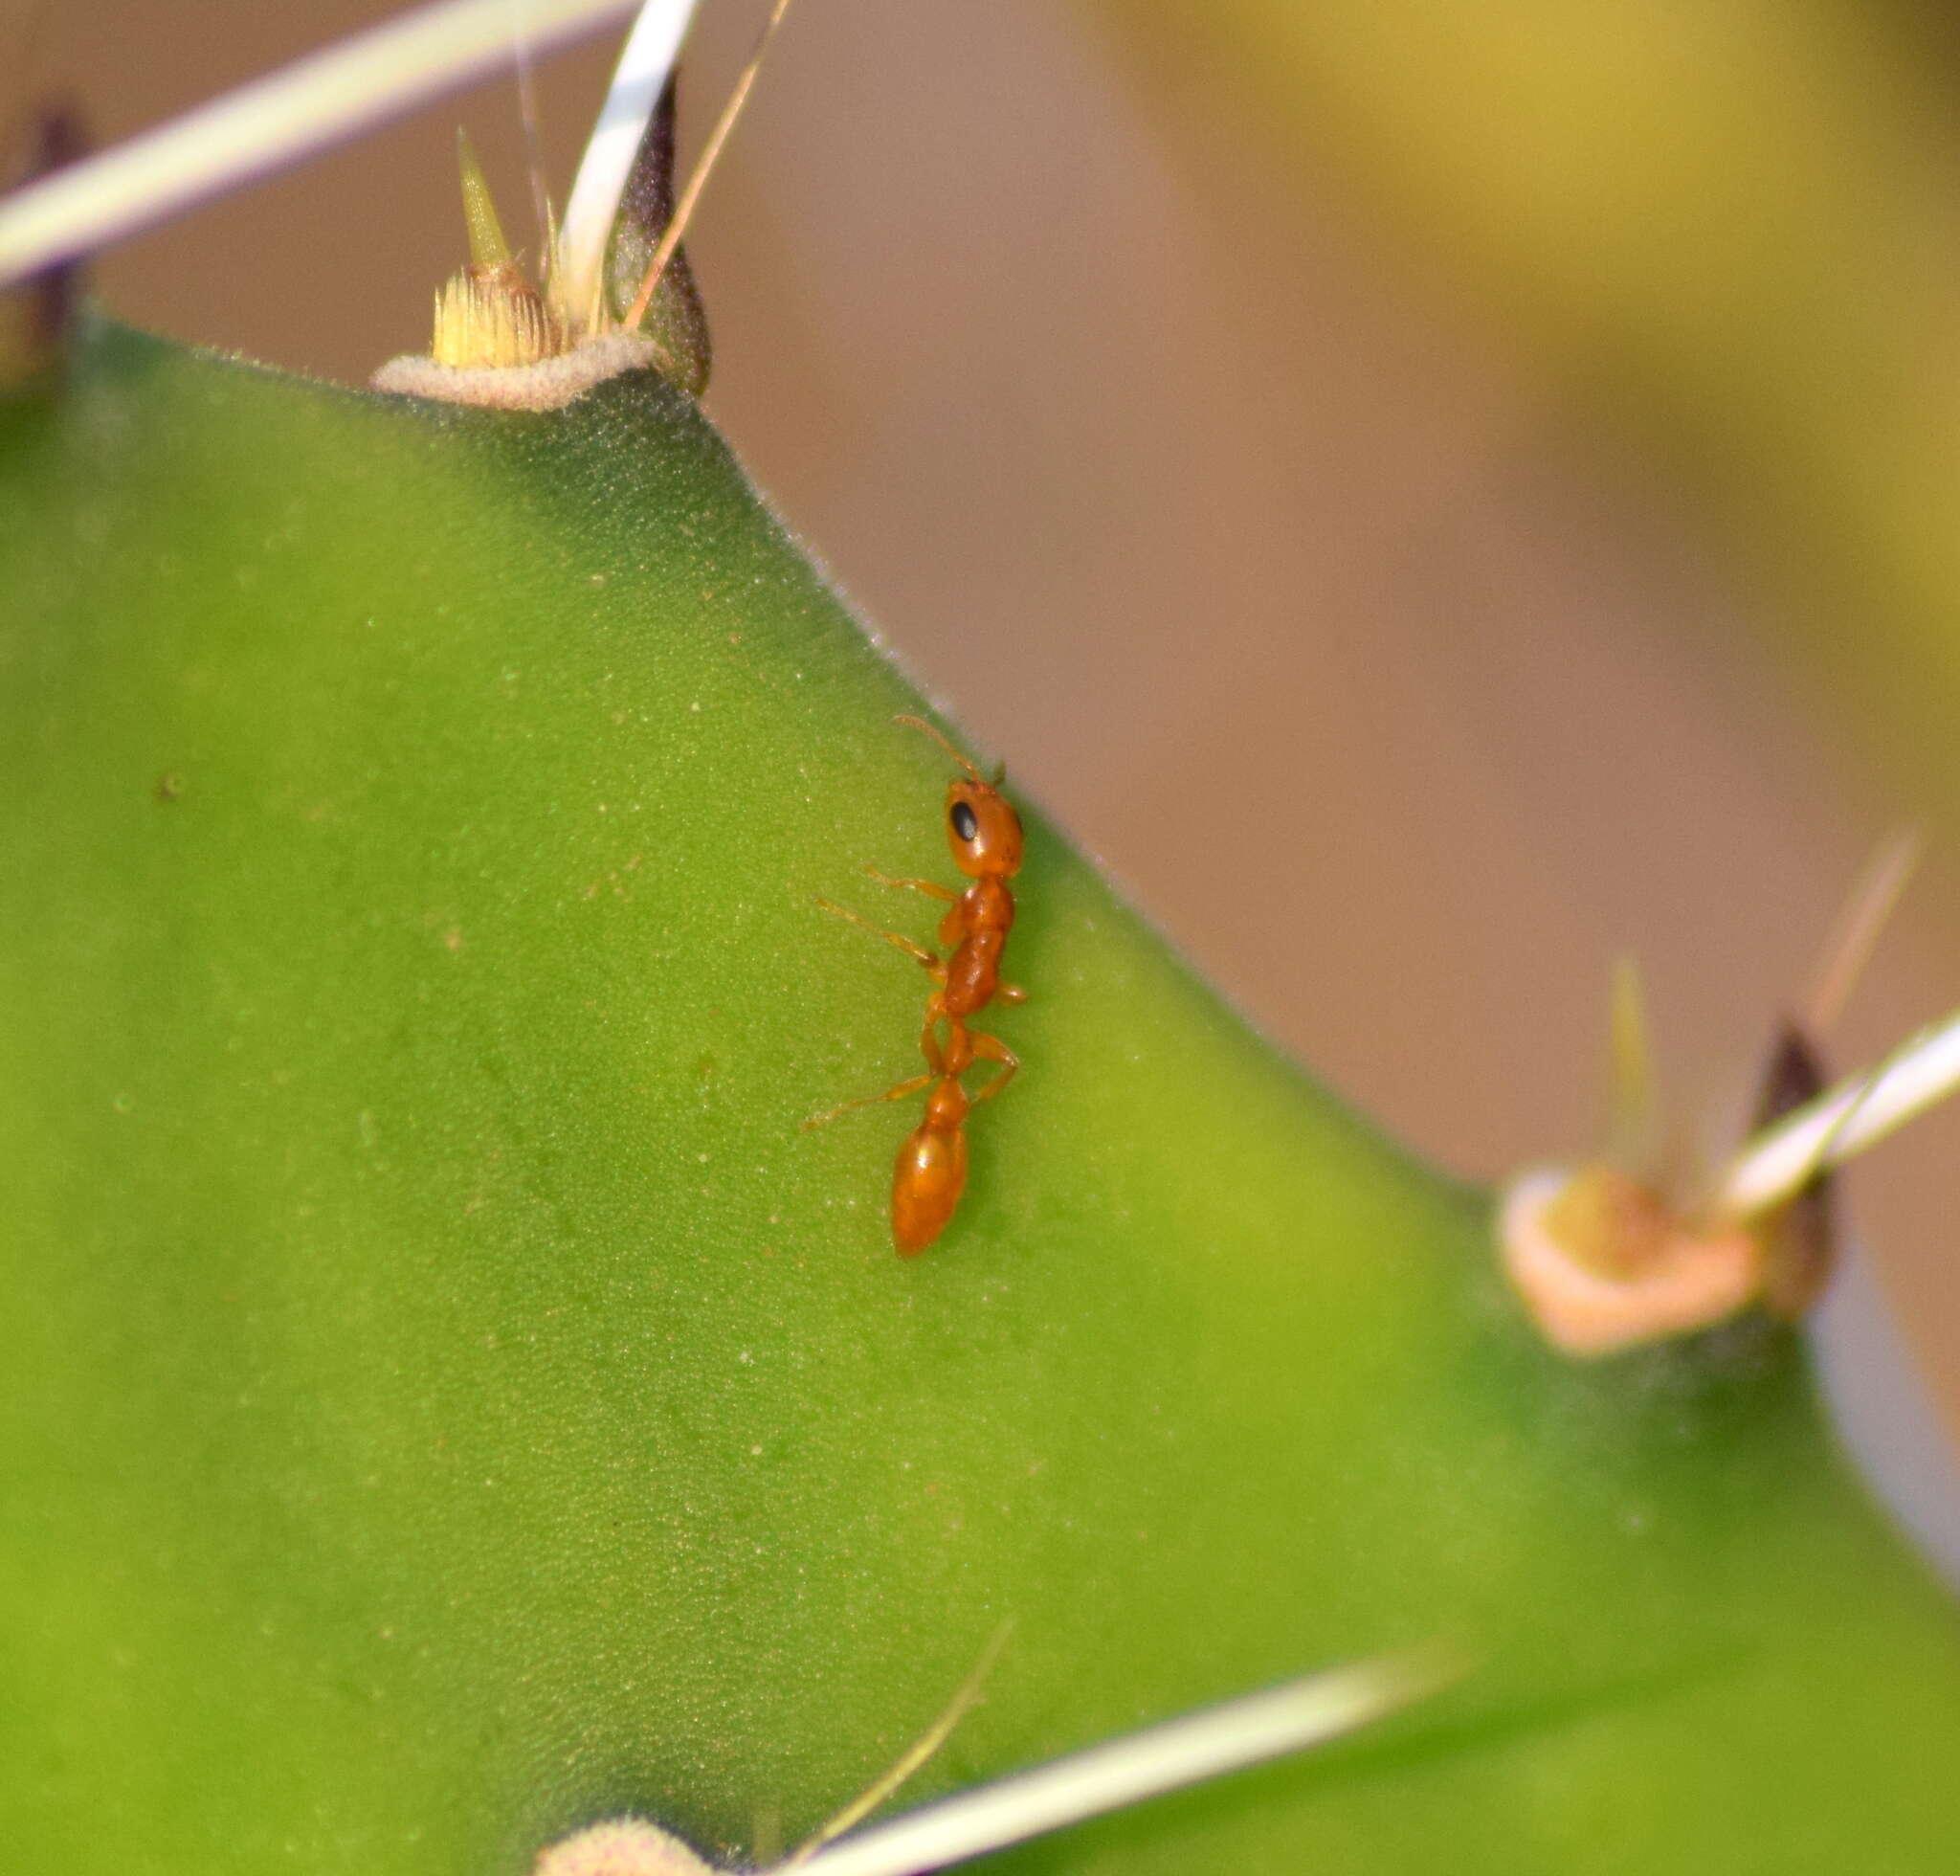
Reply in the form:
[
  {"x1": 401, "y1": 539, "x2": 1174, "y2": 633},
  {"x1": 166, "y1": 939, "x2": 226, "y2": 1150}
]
[{"x1": 807, "y1": 716, "x2": 1026, "y2": 1254}]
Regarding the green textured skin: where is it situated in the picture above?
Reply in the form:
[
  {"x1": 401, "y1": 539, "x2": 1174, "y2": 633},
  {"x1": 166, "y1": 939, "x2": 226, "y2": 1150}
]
[{"x1": 3, "y1": 321, "x2": 1958, "y2": 1874}]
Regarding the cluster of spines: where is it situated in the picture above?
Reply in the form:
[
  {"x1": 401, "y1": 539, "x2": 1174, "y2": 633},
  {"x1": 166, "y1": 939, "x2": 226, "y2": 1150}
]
[{"x1": 431, "y1": 267, "x2": 563, "y2": 370}]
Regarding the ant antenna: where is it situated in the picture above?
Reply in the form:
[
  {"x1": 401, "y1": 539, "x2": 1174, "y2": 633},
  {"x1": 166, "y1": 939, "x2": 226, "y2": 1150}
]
[
  {"x1": 892, "y1": 715, "x2": 989, "y2": 786},
  {"x1": 779, "y1": 1620, "x2": 1015, "y2": 1869},
  {"x1": 1798, "y1": 829, "x2": 1921, "y2": 1035},
  {"x1": 622, "y1": 0, "x2": 794, "y2": 332}
]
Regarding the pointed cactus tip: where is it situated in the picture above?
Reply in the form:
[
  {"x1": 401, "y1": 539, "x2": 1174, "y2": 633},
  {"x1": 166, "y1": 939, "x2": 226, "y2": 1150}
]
[
  {"x1": 457, "y1": 126, "x2": 513, "y2": 274},
  {"x1": 1605, "y1": 954, "x2": 1660, "y2": 1173},
  {"x1": 605, "y1": 77, "x2": 711, "y2": 393},
  {"x1": 1, "y1": 99, "x2": 89, "y2": 391}
]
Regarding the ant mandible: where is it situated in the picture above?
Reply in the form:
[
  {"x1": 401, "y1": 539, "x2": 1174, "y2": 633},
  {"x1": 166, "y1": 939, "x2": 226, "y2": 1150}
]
[{"x1": 806, "y1": 715, "x2": 1026, "y2": 1254}]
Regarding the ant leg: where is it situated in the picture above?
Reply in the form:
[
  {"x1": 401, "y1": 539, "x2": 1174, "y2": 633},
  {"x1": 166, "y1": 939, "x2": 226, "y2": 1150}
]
[
  {"x1": 921, "y1": 1005, "x2": 971, "y2": 1078},
  {"x1": 802, "y1": 1070, "x2": 935, "y2": 1131},
  {"x1": 965, "y1": 1029, "x2": 1019, "y2": 1104},
  {"x1": 862, "y1": 864, "x2": 960, "y2": 904},
  {"x1": 815, "y1": 896, "x2": 946, "y2": 977}
]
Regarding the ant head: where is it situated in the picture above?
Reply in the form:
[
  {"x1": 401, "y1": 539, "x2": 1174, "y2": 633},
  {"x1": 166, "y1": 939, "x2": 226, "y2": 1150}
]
[
  {"x1": 892, "y1": 714, "x2": 1024, "y2": 879},
  {"x1": 946, "y1": 779, "x2": 1022, "y2": 879}
]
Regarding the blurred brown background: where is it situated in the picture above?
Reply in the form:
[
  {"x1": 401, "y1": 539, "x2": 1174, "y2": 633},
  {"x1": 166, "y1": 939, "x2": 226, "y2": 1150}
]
[{"x1": 17, "y1": 0, "x2": 1959, "y2": 1416}]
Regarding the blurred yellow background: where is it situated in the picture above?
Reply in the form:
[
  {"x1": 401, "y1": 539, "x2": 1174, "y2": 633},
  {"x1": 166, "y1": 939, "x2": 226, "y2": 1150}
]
[{"x1": 21, "y1": 0, "x2": 1960, "y2": 1414}]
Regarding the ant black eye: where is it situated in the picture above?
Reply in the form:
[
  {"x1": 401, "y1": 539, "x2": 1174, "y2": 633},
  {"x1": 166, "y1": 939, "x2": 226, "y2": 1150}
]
[{"x1": 951, "y1": 801, "x2": 979, "y2": 842}]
